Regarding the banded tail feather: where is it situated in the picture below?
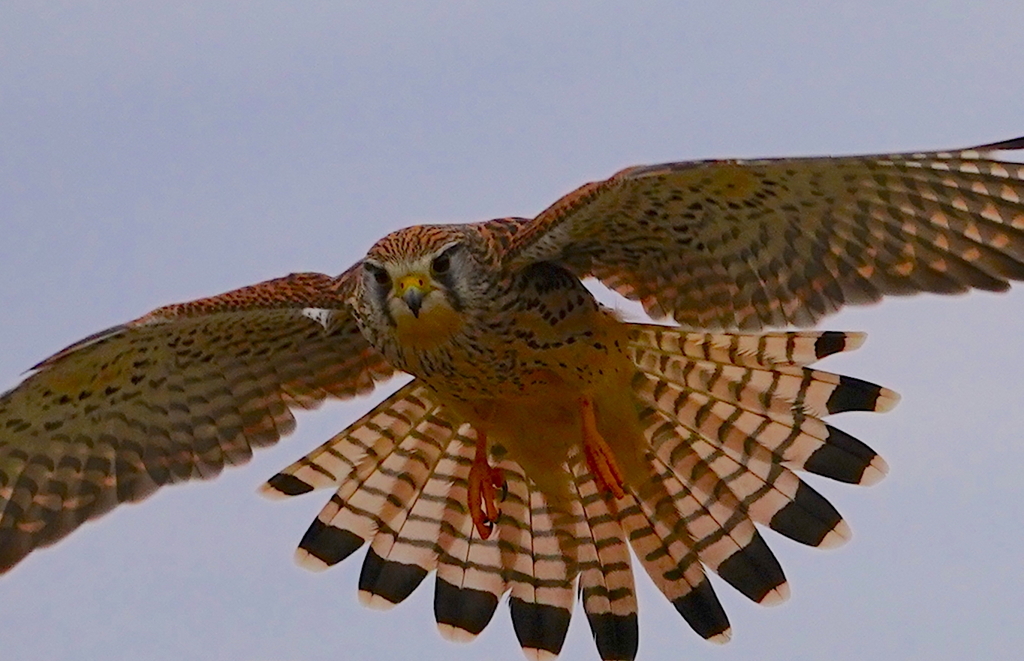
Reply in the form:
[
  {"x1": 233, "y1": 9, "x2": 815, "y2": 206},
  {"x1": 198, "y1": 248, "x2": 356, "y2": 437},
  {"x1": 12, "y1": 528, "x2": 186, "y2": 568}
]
[
  {"x1": 262, "y1": 382, "x2": 441, "y2": 497},
  {"x1": 630, "y1": 326, "x2": 869, "y2": 368},
  {"x1": 501, "y1": 464, "x2": 579, "y2": 660},
  {"x1": 263, "y1": 328, "x2": 895, "y2": 660},
  {"x1": 630, "y1": 327, "x2": 894, "y2": 486},
  {"x1": 357, "y1": 416, "x2": 458, "y2": 609},
  {"x1": 612, "y1": 470, "x2": 733, "y2": 642},
  {"x1": 432, "y1": 432, "x2": 505, "y2": 642},
  {"x1": 295, "y1": 387, "x2": 453, "y2": 570},
  {"x1": 570, "y1": 457, "x2": 639, "y2": 661},
  {"x1": 629, "y1": 336, "x2": 895, "y2": 419},
  {"x1": 640, "y1": 434, "x2": 790, "y2": 605}
]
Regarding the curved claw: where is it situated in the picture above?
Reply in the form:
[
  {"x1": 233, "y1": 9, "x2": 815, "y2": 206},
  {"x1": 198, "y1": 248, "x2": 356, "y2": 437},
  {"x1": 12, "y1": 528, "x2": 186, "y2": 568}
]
[
  {"x1": 467, "y1": 430, "x2": 504, "y2": 539},
  {"x1": 468, "y1": 460, "x2": 504, "y2": 538}
]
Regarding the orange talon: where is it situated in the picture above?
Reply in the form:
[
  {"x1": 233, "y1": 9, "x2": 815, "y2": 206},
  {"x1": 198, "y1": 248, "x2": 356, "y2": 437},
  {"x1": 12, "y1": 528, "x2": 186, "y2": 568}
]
[
  {"x1": 580, "y1": 397, "x2": 627, "y2": 499},
  {"x1": 467, "y1": 429, "x2": 503, "y2": 538}
]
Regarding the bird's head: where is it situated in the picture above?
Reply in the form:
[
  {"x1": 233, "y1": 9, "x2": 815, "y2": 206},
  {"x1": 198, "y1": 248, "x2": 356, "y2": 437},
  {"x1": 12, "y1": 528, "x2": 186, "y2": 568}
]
[{"x1": 356, "y1": 225, "x2": 491, "y2": 351}]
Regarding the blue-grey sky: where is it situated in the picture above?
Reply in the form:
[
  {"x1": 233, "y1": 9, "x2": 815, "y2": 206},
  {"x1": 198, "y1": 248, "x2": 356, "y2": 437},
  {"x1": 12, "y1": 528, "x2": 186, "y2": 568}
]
[{"x1": 2, "y1": 3, "x2": 1024, "y2": 660}]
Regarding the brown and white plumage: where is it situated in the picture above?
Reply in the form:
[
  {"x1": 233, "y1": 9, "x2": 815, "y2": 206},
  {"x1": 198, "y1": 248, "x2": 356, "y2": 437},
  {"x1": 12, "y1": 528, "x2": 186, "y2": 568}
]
[{"x1": 2, "y1": 138, "x2": 1024, "y2": 660}]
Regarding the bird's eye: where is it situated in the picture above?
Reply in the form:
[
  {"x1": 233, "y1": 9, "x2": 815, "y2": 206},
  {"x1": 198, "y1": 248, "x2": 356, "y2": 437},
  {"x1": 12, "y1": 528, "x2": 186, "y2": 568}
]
[
  {"x1": 431, "y1": 252, "x2": 451, "y2": 275},
  {"x1": 364, "y1": 263, "x2": 391, "y2": 287}
]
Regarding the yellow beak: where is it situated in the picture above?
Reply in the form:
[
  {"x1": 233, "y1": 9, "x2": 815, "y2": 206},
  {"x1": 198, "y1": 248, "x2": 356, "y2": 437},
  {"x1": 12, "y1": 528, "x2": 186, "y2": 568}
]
[{"x1": 395, "y1": 273, "x2": 432, "y2": 318}]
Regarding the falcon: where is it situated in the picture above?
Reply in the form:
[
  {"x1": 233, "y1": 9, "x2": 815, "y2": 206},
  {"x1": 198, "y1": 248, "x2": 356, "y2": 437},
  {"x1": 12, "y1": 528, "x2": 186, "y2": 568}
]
[{"x1": 3, "y1": 137, "x2": 1024, "y2": 661}]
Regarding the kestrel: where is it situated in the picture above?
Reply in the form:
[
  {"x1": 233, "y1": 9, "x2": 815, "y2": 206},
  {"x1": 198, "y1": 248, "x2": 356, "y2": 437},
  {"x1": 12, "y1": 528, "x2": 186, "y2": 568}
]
[{"x1": 3, "y1": 137, "x2": 1024, "y2": 660}]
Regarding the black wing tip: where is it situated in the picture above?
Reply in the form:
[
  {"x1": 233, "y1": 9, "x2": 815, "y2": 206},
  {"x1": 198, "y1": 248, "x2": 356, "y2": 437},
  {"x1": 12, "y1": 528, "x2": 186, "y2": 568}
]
[
  {"x1": 265, "y1": 473, "x2": 314, "y2": 496},
  {"x1": 586, "y1": 611, "x2": 639, "y2": 661},
  {"x1": 358, "y1": 548, "x2": 428, "y2": 607},
  {"x1": 769, "y1": 482, "x2": 844, "y2": 547},
  {"x1": 297, "y1": 519, "x2": 364, "y2": 567},
  {"x1": 813, "y1": 331, "x2": 850, "y2": 359},
  {"x1": 804, "y1": 426, "x2": 879, "y2": 484},
  {"x1": 434, "y1": 578, "x2": 500, "y2": 637},
  {"x1": 826, "y1": 375, "x2": 884, "y2": 414},
  {"x1": 0, "y1": 530, "x2": 32, "y2": 576},
  {"x1": 671, "y1": 579, "x2": 730, "y2": 641},
  {"x1": 510, "y1": 596, "x2": 573, "y2": 657},
  {"x1": 716, "y1": 535, "x2": 787, "y2": 604}
]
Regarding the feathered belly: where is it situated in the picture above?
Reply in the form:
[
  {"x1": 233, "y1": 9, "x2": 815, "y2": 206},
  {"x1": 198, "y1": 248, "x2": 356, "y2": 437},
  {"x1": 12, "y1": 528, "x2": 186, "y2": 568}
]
[{"x1": 443, "y1": 316, "x2": 649, "y2": 503}]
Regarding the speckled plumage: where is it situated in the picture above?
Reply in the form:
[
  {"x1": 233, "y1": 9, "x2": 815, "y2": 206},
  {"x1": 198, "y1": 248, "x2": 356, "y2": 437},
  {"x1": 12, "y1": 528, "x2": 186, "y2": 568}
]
[{"x1": 4, "y1": 138, "x2": 1024, "y2": 660}]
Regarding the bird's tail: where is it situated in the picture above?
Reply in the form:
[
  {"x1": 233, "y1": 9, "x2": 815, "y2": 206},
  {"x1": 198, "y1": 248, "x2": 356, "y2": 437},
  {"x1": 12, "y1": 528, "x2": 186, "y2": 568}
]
[
  {"x1": 261, "y1": 326, "x2": 897, "y2": 661},
  {"x1": 617, "y1": 325, "x2": 897, "y2": 645}
]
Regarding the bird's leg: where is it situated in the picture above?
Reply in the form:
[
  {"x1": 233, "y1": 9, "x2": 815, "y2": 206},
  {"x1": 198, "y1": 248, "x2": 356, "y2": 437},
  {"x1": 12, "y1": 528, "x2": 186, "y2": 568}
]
[
  {"x1": 467, "y1": 429, "x2": 503, "y2": 539},
  {"x1": 579, "y1": 396, "x2": 627, "y2": 499}
]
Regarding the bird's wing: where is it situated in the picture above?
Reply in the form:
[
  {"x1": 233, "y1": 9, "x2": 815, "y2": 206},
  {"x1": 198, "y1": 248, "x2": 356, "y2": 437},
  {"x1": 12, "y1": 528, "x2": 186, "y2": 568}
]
[
  {"x1": 0, "y1": 267, "x2": 393, "y2": 573},
  {"x1": 502, "y1": 136, "x2": 1024, "y2": 329}
]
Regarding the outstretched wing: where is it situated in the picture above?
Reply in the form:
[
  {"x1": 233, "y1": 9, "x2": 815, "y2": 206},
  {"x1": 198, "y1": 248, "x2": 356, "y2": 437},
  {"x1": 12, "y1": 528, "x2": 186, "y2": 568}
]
[
  {"x1": 0, "y1": 267, "x2": 393, "y2": 573},
  {"x1": 503, "y1": 137, "x2": 1024, "y2": 329}
]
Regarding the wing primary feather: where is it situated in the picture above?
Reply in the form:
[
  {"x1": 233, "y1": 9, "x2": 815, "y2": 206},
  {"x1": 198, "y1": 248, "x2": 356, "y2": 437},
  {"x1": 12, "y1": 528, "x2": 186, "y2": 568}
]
[{"x1": 506, "y1": 140, "x2": 1024, "y2": 329}]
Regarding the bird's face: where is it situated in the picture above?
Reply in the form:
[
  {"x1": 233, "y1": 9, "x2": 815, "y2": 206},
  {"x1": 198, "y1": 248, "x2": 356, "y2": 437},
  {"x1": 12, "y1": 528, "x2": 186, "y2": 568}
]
[{"x1": 357, "y1": 226, "x2": 487, "y2": 352}]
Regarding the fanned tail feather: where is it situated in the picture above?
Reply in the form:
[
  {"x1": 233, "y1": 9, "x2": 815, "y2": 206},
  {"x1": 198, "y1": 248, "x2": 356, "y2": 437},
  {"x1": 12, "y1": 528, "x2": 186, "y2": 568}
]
[
  {"x1": 262, "y1": 327, "x2": 895, "y2": 660},
  {"x1": 500, "y1": 462, "x2": 579, "y2": 660},
  {"x1": 262, "y1": 382, "x2": 438, "y2": 497},
  {"x1": 632, "y1": 326, "x2": 864, "y2": 368},
  {"x1": 643, "y1": 442, "x2": 789, "y2": 605},
  {"x1": 636, "y1": 375, "x2": 851, "y2": 549},
  {"x1": 629, "y1": 326, "x2": 895, "y2": 486},
  {"x1": 432, "y1": 431, "x2": 505, "y2": 642},
  {"x1": 570, "y1": 457, "x2": 639, "y2": 661},
  {"x1": 266, "y1": 383, "x2": 448, "y2": 569},
  {"x1": 355, "y1": 412, "x2": 456, "y2": 608},
  {"x1": 614, "y1": 470, "x2": 733, "y2": 643}
]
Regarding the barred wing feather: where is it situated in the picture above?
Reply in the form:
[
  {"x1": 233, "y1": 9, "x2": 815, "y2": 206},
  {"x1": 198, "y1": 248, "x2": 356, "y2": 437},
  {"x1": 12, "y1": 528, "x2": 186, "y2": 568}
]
[
  {"x1": 506, "y1": 137, "x2": 1024, "y2": 330},
  {"x1": 0, "y1": 270, "x2": 390, "y2": 573}
]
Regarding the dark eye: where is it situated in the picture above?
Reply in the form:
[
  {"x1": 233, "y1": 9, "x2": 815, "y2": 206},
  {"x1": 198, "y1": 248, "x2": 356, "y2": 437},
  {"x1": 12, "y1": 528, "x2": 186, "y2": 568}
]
[
  {"x1": 431, "y1": 252, "x2": 451, "y2": 274},
  {"x1": 364, "y1": 263, "x2": 391, "y2": 287}
]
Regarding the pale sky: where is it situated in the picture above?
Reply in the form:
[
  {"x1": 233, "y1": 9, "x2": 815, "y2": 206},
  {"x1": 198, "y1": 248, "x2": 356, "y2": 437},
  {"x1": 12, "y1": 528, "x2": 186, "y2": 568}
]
[{"x1": 2, "y1": 3, "x2": 1024, "y2": 660}]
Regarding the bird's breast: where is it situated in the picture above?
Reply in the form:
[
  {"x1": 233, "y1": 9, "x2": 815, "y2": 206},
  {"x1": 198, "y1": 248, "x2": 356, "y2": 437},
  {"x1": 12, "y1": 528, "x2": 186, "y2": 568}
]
[
  {"x1": 384, "y1": 262, "x2": 634, "y2": 406},
  {"x1": 391, "y1": 298, "x2": 465, "y2": 350}
]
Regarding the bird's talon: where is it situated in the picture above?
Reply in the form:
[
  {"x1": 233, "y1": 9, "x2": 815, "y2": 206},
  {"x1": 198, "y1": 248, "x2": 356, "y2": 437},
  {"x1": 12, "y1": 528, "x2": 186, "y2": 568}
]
[
  {"x1": 469, "y1": 453, "x2": 503, "y2": 539},
  {"x1": 580, "y1": 396, "x2": 628, "y2": 500}
]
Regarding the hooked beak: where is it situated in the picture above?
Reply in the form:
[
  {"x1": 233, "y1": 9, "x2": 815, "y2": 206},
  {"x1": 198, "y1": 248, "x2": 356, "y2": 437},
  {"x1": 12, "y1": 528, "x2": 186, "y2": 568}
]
[
  {"x1": 395, "y1": 274, "x2": 431, "y2": 318},
  {"x1": 403, "y1": 288, "x2": 424, "y2": 317}
]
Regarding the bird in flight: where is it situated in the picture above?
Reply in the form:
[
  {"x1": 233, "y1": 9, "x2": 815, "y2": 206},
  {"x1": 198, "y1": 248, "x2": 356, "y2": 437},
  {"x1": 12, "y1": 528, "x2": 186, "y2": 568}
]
[{"x1": 3, "y1": 137, "x2": 1024, "y2": 661}]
